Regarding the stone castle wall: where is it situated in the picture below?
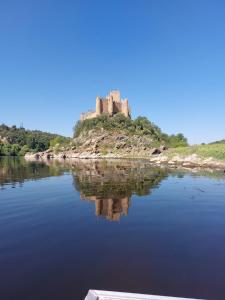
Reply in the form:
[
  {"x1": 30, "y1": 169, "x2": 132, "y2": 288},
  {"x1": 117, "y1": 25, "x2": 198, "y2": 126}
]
[
  {"x1": 80, "y1": 111, "x2": 97, "y2": 122},
  {"x1": 80, "y1": 90, "x2": 131, "y2": 121},
  {"x1": 101, "y1": 99, "x2": 109, "y2": 113}
]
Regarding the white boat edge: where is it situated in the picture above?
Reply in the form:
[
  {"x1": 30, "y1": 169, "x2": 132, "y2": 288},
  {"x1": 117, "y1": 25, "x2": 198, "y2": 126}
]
[{"x1": 84, "y1": 290, "x2": 204, "y2": 300}]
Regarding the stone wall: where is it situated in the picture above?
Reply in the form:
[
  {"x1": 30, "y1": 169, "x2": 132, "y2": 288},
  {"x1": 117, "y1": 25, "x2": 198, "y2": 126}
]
[
  {"x1": 80, "y1": 111, "x2": 97, "y2": 122},
  {"x1": 113, "y1": 101, "x2": 122, "y2": 113},
  {"x1": 101, "y1": 99, "x2": 109, "y2": 113}
]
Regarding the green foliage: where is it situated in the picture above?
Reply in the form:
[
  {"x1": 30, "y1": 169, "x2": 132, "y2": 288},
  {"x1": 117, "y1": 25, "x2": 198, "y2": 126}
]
[
  {"x1": 0, "y1": 143, "x2": 21, "y2": 156},
  {"x1": 0, "y1": 124, "x2": 70, "y2": 156},
  {"x1": 10, "y1": 144, "x2": 21, "y2": 156},
  {"x1": 19, "y1": 145, "x2": 30, "y2": 156},
  {"x1": 162, "y1": 133, "x2": 188, "y2": 148},
  {"x1": 50, "y1": 136, "x2": 69, "y2": 148},
  {"x1": 73, "y1": 114, "x2": 188, "y2": 147},
  {"x1": 74, "y1": 114, "x2": 162, "y2": 139}
]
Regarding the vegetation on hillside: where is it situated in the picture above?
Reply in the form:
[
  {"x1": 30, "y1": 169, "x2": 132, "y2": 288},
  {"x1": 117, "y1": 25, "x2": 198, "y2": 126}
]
[
  {"x1": 73, "y1": 113, "x2": 188, "y2": 148},
  {"x1": 0, "y1": 124, "x2": 69, "y2": 156}
]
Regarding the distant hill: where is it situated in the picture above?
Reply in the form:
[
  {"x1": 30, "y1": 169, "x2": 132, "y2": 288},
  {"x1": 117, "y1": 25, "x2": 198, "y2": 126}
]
[
  {"x1": 210, "y1": 139, "x2": 225, "y2": 145},
  {"x1": 0, "y1": 124, "x2": 70, "y2": 156}
]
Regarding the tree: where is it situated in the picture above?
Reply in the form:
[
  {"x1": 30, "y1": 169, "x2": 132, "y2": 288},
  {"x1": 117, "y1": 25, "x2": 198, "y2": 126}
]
[
  {"x1": 10, "y1": 144, "x2": 21, "y2": 156},
  {"x1": 0, "y1": 123, "x2": 70, "y2": 155},
  {"x1": 19, "y1": 145, "x2": 30, "y2": 156},
  {"x1": 50, "y1": 136, "x2": 68, "y2": 148}
]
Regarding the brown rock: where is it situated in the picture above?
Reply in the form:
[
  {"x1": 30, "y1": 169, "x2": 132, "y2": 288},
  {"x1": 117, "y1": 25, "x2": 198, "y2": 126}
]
[{"x1": 151, "y1": 148, "x2": 161, "y2": 155}]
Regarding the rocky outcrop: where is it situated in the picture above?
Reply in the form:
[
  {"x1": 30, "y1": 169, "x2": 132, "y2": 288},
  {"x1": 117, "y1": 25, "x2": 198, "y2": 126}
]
[
  {"x1": 0, "y1": 136, "x2": 9, "y2": 144},
  {"x1": 149, "y1": 153, "x2": 225, "y2": 169},
  {"x1": 25, "y1": 150, "x2": 225, "y2": 170}
]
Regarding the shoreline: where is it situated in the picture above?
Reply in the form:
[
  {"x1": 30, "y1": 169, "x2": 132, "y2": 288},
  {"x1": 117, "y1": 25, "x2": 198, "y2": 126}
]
[{"x1": 24, "y1": 151, "x2": 225, "y2": 171}]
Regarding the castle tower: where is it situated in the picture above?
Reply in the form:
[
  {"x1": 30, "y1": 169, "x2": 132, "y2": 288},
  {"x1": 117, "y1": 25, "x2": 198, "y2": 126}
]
[
  {"x1": 96, "y1": 96, "x2": 101, "y2": 116},
  {"x1": 108, "y1": 95, "x2": 113, "y2": 116},
  {"x1": 122, "y1": 98, "x2": 129, "y2": 118},
  {"x1": 121, "y1": 197, "x2": 129, "y2": 215},
  {"x1": 110, "y1": 90, "x2": 120, "y2": 102},
  {"x1": 107, "y1": 199, "x2": 113, "y2": 219}
]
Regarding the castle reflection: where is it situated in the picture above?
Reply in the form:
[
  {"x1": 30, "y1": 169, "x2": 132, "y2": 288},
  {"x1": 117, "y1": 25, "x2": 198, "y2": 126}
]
[
  {"x1": 81, "y1": 194, "x2": 129, "y2": 221},
  {"x1": 71, "y1": 159, "x2": 168, "y2": 221}
]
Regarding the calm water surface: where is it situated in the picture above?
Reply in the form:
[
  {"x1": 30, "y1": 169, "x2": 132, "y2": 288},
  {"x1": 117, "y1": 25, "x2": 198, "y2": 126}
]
[{"x1": 1, "y1": 158, "x2": 225, "y2": 300}]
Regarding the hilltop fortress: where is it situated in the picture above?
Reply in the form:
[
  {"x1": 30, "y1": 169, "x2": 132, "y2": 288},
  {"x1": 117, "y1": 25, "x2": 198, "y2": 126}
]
[{"x1": 80, "y1": 90, "x2": 131, "y2": 121}]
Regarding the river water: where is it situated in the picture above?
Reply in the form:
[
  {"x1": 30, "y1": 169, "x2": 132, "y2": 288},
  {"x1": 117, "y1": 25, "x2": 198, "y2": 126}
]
[{"x1": 0, "y1": 157, "x2": 225, "y2": 300}]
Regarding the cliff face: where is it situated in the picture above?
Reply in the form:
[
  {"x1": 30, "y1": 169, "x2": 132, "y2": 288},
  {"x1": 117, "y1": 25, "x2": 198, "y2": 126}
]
[{"x1": 74, "y1": 129, "x2": 166, "y2": 157}]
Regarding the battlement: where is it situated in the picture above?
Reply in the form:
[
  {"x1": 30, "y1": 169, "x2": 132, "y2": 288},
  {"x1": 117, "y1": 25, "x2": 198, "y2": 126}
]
[{"x1": 80, "y1": 90, "x2": 131, "y2": 121}]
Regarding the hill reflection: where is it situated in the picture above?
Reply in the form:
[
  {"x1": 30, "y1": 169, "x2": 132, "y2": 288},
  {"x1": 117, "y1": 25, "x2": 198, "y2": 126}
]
[
  {"x1": 71, "y1": 160, "x2": 168, "y2": 221},
  {"x1": 0, "y1": 157, "x2": 169, "y2": 220},
  {"x1": 0, "y1": 157, "x2": 65, "y2": 188}
]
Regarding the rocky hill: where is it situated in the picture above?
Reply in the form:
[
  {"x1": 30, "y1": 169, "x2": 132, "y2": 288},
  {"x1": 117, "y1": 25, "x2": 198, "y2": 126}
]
[
  {"x1": 25, "y1": 114, "x2": 187, "y2": 160},
  {"x1": 24, "y1": 114, "x2": 225, "y2": 170},
  {"x1": 71, "y1": 128, "x2": 167, "y2": 158}
]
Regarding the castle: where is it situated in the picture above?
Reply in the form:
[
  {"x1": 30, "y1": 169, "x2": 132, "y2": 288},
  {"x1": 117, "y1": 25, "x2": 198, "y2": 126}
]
[
  {"x1": 80, "y1": 90, "x2": 131, "y2": 121},
  {"x1": 80, "y1": 193, "x2": 130, "y2": 221}
]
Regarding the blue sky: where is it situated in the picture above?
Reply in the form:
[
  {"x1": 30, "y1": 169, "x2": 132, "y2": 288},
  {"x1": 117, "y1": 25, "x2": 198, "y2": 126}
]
[{"x1": 0, "y1": 0, "x2": 225, "y2": 144}]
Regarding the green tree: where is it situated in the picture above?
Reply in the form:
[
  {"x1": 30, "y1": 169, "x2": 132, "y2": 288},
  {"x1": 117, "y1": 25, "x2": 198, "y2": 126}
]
[
  {"x1": 0, "y1": 123, "x2": 70, "y2": 156},
  {"x1": 19, "y1": 145, "x2": 30, "y2": 156},
  {"x1": 10, "y1": 144, "x2": 21, "y2": 156},
  {"x1": 50, "y1": 136, "x2": 68, "y2": 148}
]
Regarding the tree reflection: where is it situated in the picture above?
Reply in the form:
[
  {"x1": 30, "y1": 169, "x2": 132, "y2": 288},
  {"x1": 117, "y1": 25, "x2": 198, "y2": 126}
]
[
  {"x1": 71, "y1": 160, "x2": 168, "y2": 221},
  {"x1": 2, "y1": 157, "x2": 224, "y2": 220},
  {"x1": 0, "y1": 157, "x2": 65, "y2": 188}
]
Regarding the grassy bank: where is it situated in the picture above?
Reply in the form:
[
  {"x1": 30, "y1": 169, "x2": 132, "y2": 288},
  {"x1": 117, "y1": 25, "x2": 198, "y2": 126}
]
[{"x1": 168, "y1": 143, "x2": 225, "y2": 161}]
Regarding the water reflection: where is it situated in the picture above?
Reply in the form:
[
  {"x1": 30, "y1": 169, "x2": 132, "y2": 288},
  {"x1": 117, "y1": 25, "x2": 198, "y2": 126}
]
[
  {"x1": 71, "y1": 160, "x2": 168, "y2": 221},
  {"x1": 0, "y1": 158, "x2": 169, "y2": 220},
  {"x1": 1, "y1": 157, "x2": 225, "y2": 221},
  {"x1": 0, "y1": 157, "x2": 65, "y2": 188},
  {"x1": 2, "y1": 158, "x2": 225, "y2": 300}
]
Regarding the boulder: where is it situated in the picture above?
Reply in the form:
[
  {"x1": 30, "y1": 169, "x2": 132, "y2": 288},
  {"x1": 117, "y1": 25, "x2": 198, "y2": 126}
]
[{"x1": 150, "y1": 148, "x2": 161, "y2": 155}]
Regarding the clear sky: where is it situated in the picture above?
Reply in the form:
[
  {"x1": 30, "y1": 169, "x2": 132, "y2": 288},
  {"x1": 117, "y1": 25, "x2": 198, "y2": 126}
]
[{"x1": 1, "y1": 0, "x2": 225, "y2": 144}]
